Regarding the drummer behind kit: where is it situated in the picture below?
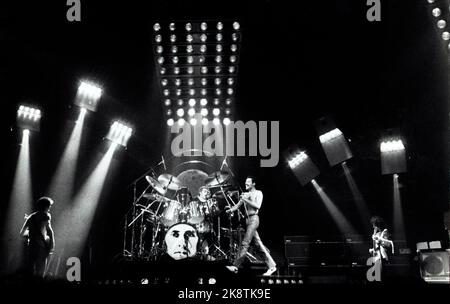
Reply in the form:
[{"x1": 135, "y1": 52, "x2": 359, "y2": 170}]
[{"x1": 127, "y1": 169, "x2": 247, "y2": 262}]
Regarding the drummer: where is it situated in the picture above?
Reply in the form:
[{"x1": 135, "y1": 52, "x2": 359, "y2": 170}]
[{"x1": 191, "y1": 186, "x2": 216, "y2": 259}]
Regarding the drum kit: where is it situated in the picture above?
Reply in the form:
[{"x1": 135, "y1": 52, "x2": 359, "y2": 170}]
[{"x1": 123, "y1": 166, "x2": 245, "y2": 262}]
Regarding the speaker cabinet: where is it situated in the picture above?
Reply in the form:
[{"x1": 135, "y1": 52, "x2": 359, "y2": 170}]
[{"x1": 419, "y1": 250, "x2": 450, "y2": 284}]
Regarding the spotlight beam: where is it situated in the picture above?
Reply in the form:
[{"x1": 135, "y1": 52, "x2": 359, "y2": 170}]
[
  {"x1": 57, "y1": 143, "x2": 117, "y2": 265},
  {"x1": 3, "y1": 130, "x2": 33, "y2": 273},
  {"x1": 342, "y1": 163, "x2": 371, "y2": 232},
  {"x1": 393, "y1": 174, "x2": 406, "y2": 239},
  {"x1": 311, "y1": 180, "x2": 356, "y2": 235}
]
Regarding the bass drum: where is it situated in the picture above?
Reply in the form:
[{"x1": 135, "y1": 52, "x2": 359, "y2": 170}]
[{"x1": 164, "y1": 223, "x2": 199, "y2": 260}]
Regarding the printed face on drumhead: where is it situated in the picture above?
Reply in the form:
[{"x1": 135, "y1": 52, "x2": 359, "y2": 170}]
[{"x1": 165, "y1": 223, "x2": 199, "y2": 260}]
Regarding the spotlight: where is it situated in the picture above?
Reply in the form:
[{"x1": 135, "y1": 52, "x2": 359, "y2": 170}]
[
  {"x1": 187, "y1": 45, "x2": 193, "y2": 53},
  {"x1": 156, "y1": 45, "x2": 163, "y2": 53},
  {"x1": 155, "y1": 35, "x2": 162, "y2": 43},
  {"x1": 176, "y1": 108, "x2": 184, "y2": 117},
  {"x1": 230, "y1": 55, "x2": 237, "y2": 63},
  {"x1": 315, "y1": 118, "x2": 352, "y2": 166},
  {"x1": 380, "y1": 139, "x2": 405, "y2": 153},
  {"x1": 17, "y1": 105, "x2": 42, "y2": 132},
  {"x1": 175, "y1": 79, "x2": 181, "y2": 86},
  {"x1": 432, "y1": 8, "x2": 441, "y2": 17},
  {"x1": 199, "y1": 56, "x2": 206, "y2": 63},
  {"x1": 200, "y1": 98, "x2": 208, "y2": 106},
  {"x1": 160, "y1": 67, "x2": 166, "y2": 74},
  {"x1": 76, "y1": 81, "x2": 103, "y2": 112},
  {"x1": 286, "y1": 148, "x2": 320, "y2": 186},
  {"x1": 217, "y1": 22, "x2": 223, "y2": 30},
  {"x1": 227, "y1": 88, "x2": 234, "y2": 95},
  {"x1": 188, "y1": 108, "x2": 196, "y2": 117},
  {"x1": 201, "y1": 78, "x2": 207, "y2": 86},
  {"x1": 178, "y1": 118, "x2": 185, "y2": 126},
  {"x1": 186, "y1": 34, "x2": 193, "y2": 42},
  {"x1": 166, "y1": 109, "x2": 172, "y2": 116},
  {"x1": 231, "y1": 44, "x2": 237, "y2": 52},
  {"x1": 187, "y1": 67, "x2": 194, "y2": 74},
  {"x1": 169, "y1": 23, "x2": 176, "y2": 31},
  {"x1": 167, "y1": 118, "x2": 174, "y2": 126},
  {"x1": 227, "y1": 78, "x2": 234, "y2": 85},
  {"x1": 223, "y1": 118, "x2": 231, "y2": 125},
  {"x1": 442, "y1": 31, "x2": 450, "y2": 40},
  {"x1": 188, "y1": 99, "x2": 196, "y2": 107},
  {"x1": 216, "y1": 44, "x2": 223, "y2": 52},
  {"x1": 174, "y1": 67, "x2": 180, "y2": 74},
  {"x1": 225, "y1": 108, "x2": 231, "y2": 115},
  {"x1": 215, "y1": 78, "x2": 221, "y2": 85},
  {"x1": 225, "y1": 98, "x2": 232, "y2": 105},
  {"x1": 190, "y1": 118, "x2": 197, "y2": 126},
  {"x1": 172, "y1": 56, "x2": 179, "y2": 64},
  {"x1": 215, "y1": 55, "x2": 222, "y2": 63},
  {"x1": 215, "y1": 66, "x2": 222, "y2": 74},
  {"x1": 233, "y1": 22, "x2": 240, "y2": 30},
  {"x1": 201, "y1": 89, "x2": 207, "y2": 96},
  {"x1": 380, "y1": 138, "x2": 407, "y2": 175},
  {"x1": 106, "y1": 121, "x2": 133, "y2": 147},
  {"x1": 215, "y1": 88, "x2": 222, "y2": 95},
  {"x1": 187, "y1": 56, "x2": 194, "y2": 64},
  {"x1": 213, "y1": 118, "x2": 220, "y2": 125},
  {"x1": 185, "y1": 23, "x2": 192, "y2": 31},
  {"x1": 200, "y1": 108, "x2": 208, "y2": 116},
  {"x1": 153, "y1": 23, "x2": 161, "y2": 31},
  {"x1": 229, "y1": 66, "x2": 235, "y2": 73},
  {"x1": 171, "y1": 46, "x2": 178, "y2": 53},
  {"x1": 216, "y1": 33, "x2": 223, "y2": 41},
  {"x1": 163, "y1": 89, "x2": 169, "y2": 96},
  {"x1": 200, "y1": 45, "x2": 207, "y2": 53},
  {"x1": 201, "y1": 66, "x2": 208, "y2": 74},
  {"x1": 177, "y1": 99, "x2": 184, "y2": 106},
  {"x1": 437, "y1": 20, "x2": 446, "y2": 28},
  {"x1": 170, "y1": 34, "x2": 176, "y2": 42},
  {"x1": 161, "y1": 79, "x2": 168, "y2": 86},
  {"x1": 200, "y1": 34, "x2": 207, "y2": 42},
  {"x1": 202, "y1": 118, "x2": 209, "y2": 125},
  {"x1": 213, "y1": 98, "x2": 220, "y2": 105},
  {"x1": 213, "y1": 108, "x2": 220, "y2": 116},
  {"x1": 201, "y1": 22, "x2": 207, "y2": 31},
  {"x1": 232, "y1": 33, "x2": 239, "y2": 41}
]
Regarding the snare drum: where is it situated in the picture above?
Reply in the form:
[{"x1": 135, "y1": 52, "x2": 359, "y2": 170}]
[{"x1": 161, "y1": 200, "x2": 182, "y2": 227}]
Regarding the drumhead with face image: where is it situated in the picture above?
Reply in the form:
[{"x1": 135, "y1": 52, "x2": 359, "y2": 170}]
[{"x1": 164, "y1": 223, "x2": 199, "y2": 260}]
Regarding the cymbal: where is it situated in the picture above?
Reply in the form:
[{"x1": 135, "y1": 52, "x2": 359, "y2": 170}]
[
  {"x1": 145, "y1": 175, "x2": 167, "y2": 195},
  {"x1": 158, "y1": 173, "x2": 181, "y2": 191},
  {"x1": 205, "y1": 171, "x2": 230, "y2": 187}
]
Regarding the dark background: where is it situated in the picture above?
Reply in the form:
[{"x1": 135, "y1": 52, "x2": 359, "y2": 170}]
[{"x1": 0, "y1": 0, "x2": 448, "y2": 276}]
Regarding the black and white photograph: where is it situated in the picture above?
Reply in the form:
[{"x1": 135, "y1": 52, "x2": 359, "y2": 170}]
[{"x1": 0, "y1": 0, "x2": 449, "y2": 301}]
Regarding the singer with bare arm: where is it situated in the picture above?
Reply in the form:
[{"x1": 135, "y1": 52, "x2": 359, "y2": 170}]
[
  {"x1": 20, "y1": 197, "x2": 55, "y2": 278},
  {"x1": 225, "y1": 176, "x2": 277, "y2": 276}
]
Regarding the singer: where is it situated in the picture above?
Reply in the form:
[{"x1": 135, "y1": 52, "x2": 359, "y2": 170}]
[{"x1": 225, "y1": 176, "x2": 277, "y2": 276}]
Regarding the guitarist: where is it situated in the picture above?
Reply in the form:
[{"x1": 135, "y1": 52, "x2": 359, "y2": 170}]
[
  {"x1": 20, "y1": 197, "x2": 55, "y2": 278},
  {"x1": 369, "y1": 216, "x2": 394, "y2": 281}
]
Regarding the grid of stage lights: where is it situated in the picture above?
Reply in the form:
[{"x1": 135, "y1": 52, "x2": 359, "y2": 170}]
[
  {"x1": 17, "y1": 105, "x2": 42, "y2": 132},
  {"x1": 426, "y1": 0, "x2": 450, "y2": 50},
  {"x1": 380, "y1": 139, "x2": 405, "y2": 153},
  {"x1": 152, "y1": 21, "x2": 241, "y2": 126},
  {"x1": 106, "y1": 121, "x2": 133, "y2": 147}
]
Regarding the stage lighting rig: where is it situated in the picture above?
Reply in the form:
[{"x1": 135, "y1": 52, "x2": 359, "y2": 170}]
[{"x1": 152, "y1": 20, "x2": 241, "y2": 127}]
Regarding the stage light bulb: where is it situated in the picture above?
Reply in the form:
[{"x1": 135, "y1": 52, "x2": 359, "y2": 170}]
[
  {"x1": 201, "y1": 22, "x2": 207, "y2": 31},
  {"x1": 188, "y1": 78, "x2": 194, "y2": 86},
  {"x1": 202, "y1": 118, "x2": 209, "y2": 125},
  {"x1": 190, "y1": 118, "x2": 197, "y2": 126},
  {"x1": 178, "y1": 118, "x2": 185, "y2": 126},
  {"x1": 201, "y1": 108, "x2": 208, "y2": 116},
  {"x1": 200, "y1": 98, "x2": 208, "y2": 106},
  {"x1": 188, "y1": 108, "x2": 196, "y2": 116},
  {"x1": 169, "y1": 23, "x2": 176, "y2": 31},
  {"x1": 164, "y1": 99, "x2": 171, "y2": 106},
  {"x1": 185, "y1": 23, "x2": 192, "y2": 31},
  {"x1": 153, "y1": 23, "x2": 161, "y2": 31},
  {"x1": 213, "y1": 118, "x2": 220, "y2": 125},
  {"x1": 188, "y1": 99, "x2": 196, "y2": 107},
  {"x1": 223, "y1": 118, "x2": 231, "y2": 125},
  {"x1": 432, "y1": 8, "x2": 441, "y2": 17},
  {"x1": 171, "y1": 46, "x2": 178, "y2": 53},
  {"x1": 201, "y1": 78, "x2": 207, "y2": 86},
  {"x1": 177, "y1": 108, "x2": 185, "y2": 117},
  {"x1": 167, "y1": 119, "x2": 174, "y2": 126},
  {"x1": 213, "y1": 108, "x2": 220, "y2": 116},
  {"x1": 233, "y1": 22, "x2": 240, "y2": 30},
  {"x1": 156, "y1": 45, "x2": 163, "y2": 53}
]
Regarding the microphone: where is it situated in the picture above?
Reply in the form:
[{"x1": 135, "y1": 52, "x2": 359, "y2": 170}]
[
  {"x1": 220, "y1": 155, "x2": 227, "y2": 170},
  {"x1": 161, "y1": 155, "x2": 166, "y2": 171}
]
